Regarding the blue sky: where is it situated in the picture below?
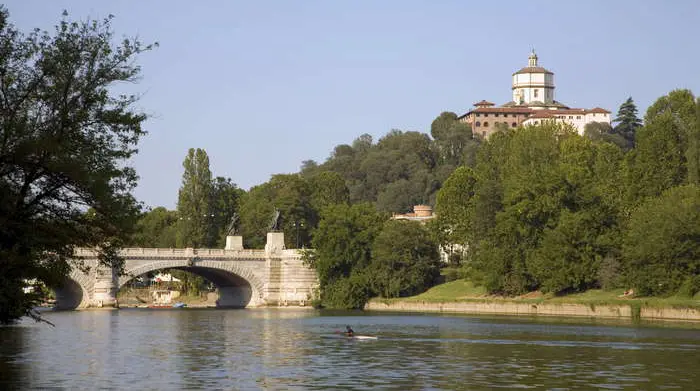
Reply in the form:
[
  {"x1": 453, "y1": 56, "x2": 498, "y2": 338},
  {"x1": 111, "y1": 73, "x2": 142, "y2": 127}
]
[{"x1": 4, "y1": 0, "x2": 700, "y2": 208}]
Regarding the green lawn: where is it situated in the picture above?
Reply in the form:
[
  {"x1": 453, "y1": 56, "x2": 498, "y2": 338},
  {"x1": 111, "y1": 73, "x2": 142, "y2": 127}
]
[
  {"x1": 382, "y1": 280, "x2": 700, "y2": 310},
  {"x1": 406, "y1": 280, "x2": 487, "y2": 301}
]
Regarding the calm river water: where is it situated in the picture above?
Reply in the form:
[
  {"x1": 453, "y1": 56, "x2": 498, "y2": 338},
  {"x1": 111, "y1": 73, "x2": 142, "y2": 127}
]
[{"x1": 1, "y1": 308, "x2": 699, "y2": 390}]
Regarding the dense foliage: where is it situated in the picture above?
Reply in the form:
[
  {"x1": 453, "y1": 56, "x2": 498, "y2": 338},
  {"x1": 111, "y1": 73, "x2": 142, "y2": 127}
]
[
  {"x1": 300, "y1": 113, "x2": 480, "y2": 213},
  {"x1": 369, "y1": 220, "x2": 442, "y2": 298},
  {"x1": 303, "y1": 203, "x2": 385, "y2": 308},
  {"x1": 0, "y1": 8, "x2": 155, "y2": 324},
  {"x1": 303, "y1": 204, "x2": 441, "y2": 308},
  {"x1": 436, "y1": 90, "x2": 699, "y2": 298},
  {"x1": 127, "y1": 90, "x2": 698, "y2": 308},
  {"x1": 622, "y1": 185, "x2": 700, "y2": 296}
]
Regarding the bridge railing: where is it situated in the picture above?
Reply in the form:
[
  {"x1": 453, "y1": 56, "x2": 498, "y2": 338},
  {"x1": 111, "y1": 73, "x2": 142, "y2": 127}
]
[{"x1": 73, "y1": 247, "x2": 268, "y2": 259}]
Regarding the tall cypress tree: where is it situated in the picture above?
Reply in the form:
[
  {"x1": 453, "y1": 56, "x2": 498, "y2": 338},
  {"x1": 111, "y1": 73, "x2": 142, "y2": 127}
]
[
  {"x1": 613, "y1": 97, "x2": 642, "y2": 148},
  {"x1": 177, "y1": 148, "x2": 214, "y2": 248}
]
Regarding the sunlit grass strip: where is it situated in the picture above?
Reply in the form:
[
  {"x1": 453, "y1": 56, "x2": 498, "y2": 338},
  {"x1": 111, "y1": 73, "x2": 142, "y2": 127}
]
[{"x1": 377, "y1": 280, "x2": 700, "y2": 310}]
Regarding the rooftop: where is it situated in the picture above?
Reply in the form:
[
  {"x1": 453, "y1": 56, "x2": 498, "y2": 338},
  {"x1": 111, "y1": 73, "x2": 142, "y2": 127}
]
[{"x1": 513, "y1": 66, "x2": 554, "y2": 75}]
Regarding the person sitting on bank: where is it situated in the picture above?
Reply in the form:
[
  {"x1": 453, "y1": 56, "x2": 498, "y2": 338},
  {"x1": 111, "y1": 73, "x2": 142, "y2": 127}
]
[{"x1": 345, "y1": 325, "x2": 354, "y2": 337}]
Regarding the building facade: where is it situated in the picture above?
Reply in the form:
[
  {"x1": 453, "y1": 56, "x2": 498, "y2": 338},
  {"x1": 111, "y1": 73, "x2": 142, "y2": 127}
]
[
  {"x1": 390, "y1": 204, "x2": 435, "y2": 223},
  {"x1": 459, "y1": 51, "x2": 611, "y2": 138}
]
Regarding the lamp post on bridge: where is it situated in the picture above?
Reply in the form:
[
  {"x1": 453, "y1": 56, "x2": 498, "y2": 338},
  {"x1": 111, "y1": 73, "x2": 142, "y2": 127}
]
[{"x1": 294, "y1": 221, "x2": 305, "y2": 249}]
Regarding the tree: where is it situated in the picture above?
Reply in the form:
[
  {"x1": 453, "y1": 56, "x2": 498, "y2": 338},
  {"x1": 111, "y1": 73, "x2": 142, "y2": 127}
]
[
  {"x1": 369, "y1": 220, "x2": 441, "y2": 298},
  {"x1": 303, "y1": 203, "x2": 385, "y2": 308},
  {"x1": 626, "y1": 111, "x2": 687, "y2": 201},
  {"x1": 238, "y1": 183, "x2": 276, "y2": 249},
  {"x1": 643, "y1": 89, "x2": 696, "y2": 125},
  {"x1": 0, "y1": 8, "x2": 155, "y2": 324},
  {"x1": 637, "y1": 89, "x2": 698, "y2": 190},
  {"x1": 434, "y1": 166, "x2": 478, "y2": 250},
  {"x1": 173, "y1": 148, "x2": 216, "y2": 296},
  {"x1": 210, "y1": 176, "x2": 243, "y2": 247},
  {"x1": 267, "y1": 174, "x2": 314, "y2": 248},
  {"x1": 299, "y1": 159, "x2": 319, "y2": 177},
  {"x1": 469, "y1": 123, "x2": 611, "y2": 295},
  {"x1": 176, "y1": 148, "x2": 214, "y2": 248},
  {"x1": 351, "y1": 133, "x2": 373, "y2": 153},
  {"x1": 622, "y1": 185, "x2": 700, "y2": 296},
  {"x1": 430, "y1": 111, "x2": 476, "y2": 166},
  {"x1": 612, "y1": 97, "x2": 642, "y2": 148},
  {"x1": 430, "y1": 112, "x2": 459, "y2": 141},
  {"x1": 692, "y1": 97, "x2": 700, "y2": 185},
  {"x1": 308, "y1": 171, "x2": 349, "y2": 212},
  {"x1": 309, "y1": 122, "x2": 477, "y2": 211},
  {"x1": 130, "y1": 207, "x2": 178, "y2": 248},
  {"x1": 375, "y1": 177, "x2": 427, "y2": 213},
  {"x1": 238, "y1": 174, "x2": 314, "y2": 249},
  {"x1": 584, "y1": 121, "x2": 628, "y2": 150}
]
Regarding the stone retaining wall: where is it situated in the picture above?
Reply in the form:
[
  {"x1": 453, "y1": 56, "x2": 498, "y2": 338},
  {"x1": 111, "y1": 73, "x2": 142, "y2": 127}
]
[{"x1": 365, "y1": 300, "x2": 700, "y2": 322}]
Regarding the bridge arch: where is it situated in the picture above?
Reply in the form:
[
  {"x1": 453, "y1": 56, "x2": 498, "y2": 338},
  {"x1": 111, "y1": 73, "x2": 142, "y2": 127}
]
[
  {"x1": 53, "y1": 268, "x2": 93, "y2": 310},
  {"x1": 119, "y1": 259, "x2": 266, "y2": 307}
]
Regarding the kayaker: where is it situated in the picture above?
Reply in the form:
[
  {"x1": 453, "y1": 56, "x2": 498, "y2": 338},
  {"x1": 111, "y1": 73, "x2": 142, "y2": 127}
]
[{"x1": 345, "y1": 325, "x2": 354, "y2": 337}]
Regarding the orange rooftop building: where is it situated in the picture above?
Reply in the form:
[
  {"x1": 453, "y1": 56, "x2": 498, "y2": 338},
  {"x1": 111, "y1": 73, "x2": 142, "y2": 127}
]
[{"x1": 459, "y1": 51, "x2": 611, "y2": 138}]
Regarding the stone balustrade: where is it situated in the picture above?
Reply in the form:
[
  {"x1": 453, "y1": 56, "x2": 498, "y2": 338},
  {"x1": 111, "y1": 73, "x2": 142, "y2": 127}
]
[{"x1": 73, "y1": 247, "x2": 268, "y2": 259}]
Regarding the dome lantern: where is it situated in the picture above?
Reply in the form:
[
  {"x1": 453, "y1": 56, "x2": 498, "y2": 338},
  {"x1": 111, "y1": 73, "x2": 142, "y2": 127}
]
[{"x1": 528, "y1": 49, "x2": 538, "y2": 67}]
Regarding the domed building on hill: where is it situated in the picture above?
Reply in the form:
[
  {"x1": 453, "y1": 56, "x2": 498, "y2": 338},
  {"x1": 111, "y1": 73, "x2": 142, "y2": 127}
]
[{"x1": 458, "y1": 51, "x2": 611, "y2": 138}]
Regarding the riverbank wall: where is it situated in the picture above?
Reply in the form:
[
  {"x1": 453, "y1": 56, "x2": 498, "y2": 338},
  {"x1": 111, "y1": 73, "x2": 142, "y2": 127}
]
[{"x1": 365, "y1": 300, "x2": 700, "y2": 322}]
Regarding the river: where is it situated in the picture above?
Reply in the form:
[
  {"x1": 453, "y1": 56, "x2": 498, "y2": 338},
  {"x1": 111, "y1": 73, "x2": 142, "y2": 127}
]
[{"x1": 1, "y1": 308, "x2": 699, "y2": 390}]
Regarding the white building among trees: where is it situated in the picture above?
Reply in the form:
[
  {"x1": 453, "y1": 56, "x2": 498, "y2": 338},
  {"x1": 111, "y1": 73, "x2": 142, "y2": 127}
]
[{"x1": 459, "y1": 50, "x2": 611, "y2": 137}]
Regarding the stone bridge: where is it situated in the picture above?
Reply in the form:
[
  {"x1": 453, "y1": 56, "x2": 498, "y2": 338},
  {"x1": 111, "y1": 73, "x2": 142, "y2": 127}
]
[{"x1": 56, "y1": 232, "x2": 318, "y2": 310}]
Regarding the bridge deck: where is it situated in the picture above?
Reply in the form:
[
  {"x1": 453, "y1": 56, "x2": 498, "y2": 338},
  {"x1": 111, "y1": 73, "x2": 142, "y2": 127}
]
[{"x1": 74, "y1": 247, "x2": 269, "y2": 259}]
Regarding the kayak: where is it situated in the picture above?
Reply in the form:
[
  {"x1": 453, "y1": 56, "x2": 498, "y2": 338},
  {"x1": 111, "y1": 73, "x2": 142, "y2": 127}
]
[{"x1": 322, "y1": 334, "x2": 378, "y2": 340}]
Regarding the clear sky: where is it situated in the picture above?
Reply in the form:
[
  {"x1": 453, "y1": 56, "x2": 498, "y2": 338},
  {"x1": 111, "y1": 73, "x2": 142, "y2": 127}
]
[{"x1": 4, "y1": 0, "x2": 700, "y2": 209}]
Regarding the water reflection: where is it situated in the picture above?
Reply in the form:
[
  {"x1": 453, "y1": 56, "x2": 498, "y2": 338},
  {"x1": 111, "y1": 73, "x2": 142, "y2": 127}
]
[
  {"x1": 0, "y1": 325, "x2": 29, "y2": 389},
  {"x1": 1, "y1": 309, "x2": 699, "y2": 390}
]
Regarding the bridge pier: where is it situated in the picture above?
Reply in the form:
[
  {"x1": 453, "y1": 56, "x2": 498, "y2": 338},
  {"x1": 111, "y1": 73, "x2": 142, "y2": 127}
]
[{"x1": 91, "y1": 265, "x2": 118, "y2": 308}]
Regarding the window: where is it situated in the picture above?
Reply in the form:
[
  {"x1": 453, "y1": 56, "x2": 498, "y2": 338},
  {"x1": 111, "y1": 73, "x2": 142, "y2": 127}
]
[
  {"x1": 511, "y1": 122, "x2": 517, "y2": 127},
  {"x1": 475, "y1": 121, "x2": 481, "y2": 127},
  {"x1": 534, "y1": 89, "x2": 539, "y2": 98},
  {"x1": 484, "y1": 113, "x2": 489, "y2": 117},
  {"x1": 503, "y1": 113, "x2": 508, "y2": 118},
  {"x1": 483, "y1": 122, "x2": 489, "y2": 127},
  {"x1": 476, "y1": 113, "x2": 481, "y2": 117},
  {"x1": 569, "y1": 116, "x2": 573, "y2": 119},
  {"x1": 576, "y1": 116, "x2": 581, "y2": 119},
  {"x1": 495, "y1": 113, "x2": 499, "y2": 117}
]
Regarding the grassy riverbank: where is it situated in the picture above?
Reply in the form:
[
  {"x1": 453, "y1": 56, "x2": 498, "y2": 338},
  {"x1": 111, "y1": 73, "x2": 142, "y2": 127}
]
[
  {"x1": 365, "y1": 280, "x2": 700, "y2": 323},
  {"x1": 376, "y1": 280, "x2": 700, "y2": 310}
]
